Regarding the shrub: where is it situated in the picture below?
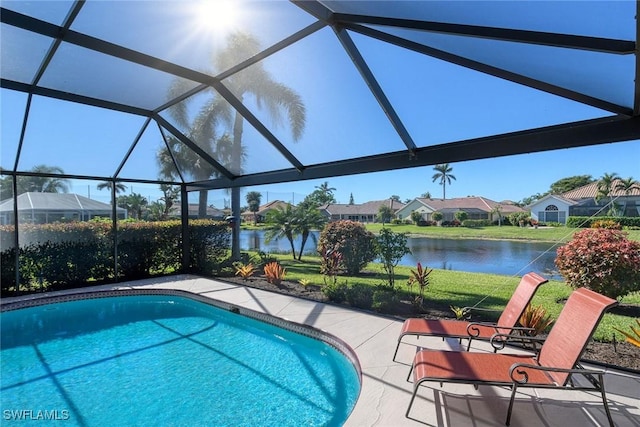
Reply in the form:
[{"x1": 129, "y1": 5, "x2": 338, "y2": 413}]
[
  {"x1": 410, "y1": 210, "x2": 423, "y2": 224},
  {"x1": 406, "y1": 262, "x2": 433, "y2": 309},
  {"x1": 263, "y1": 261, "x2": 286, "y2": 285},
  {"x1": 509, "y1": 212, "x2": 531, "y2": 227},
  {"x1": 372, "y1": 287, "x2": 397, "y2": 312},
  {"x1": 431, "y1": 211, "x2": 443, "y2": 223},
  {"x1": 555, "y1": 228, "x2": 640, "y2": 299},
  {"x1": 614, "y1": 319, "x2": 640, "y2": 347},
  {"x1": 375, "y1": 227, "x2": 410, "y2": 289},
  {"x1": 518, "y1": 304, "x2": 554, "y2": 336},
  {"x1": 318, "y1": 243, "x2": 343, "y2": 286},
  {"x1": 322, "y1": 280, "x2": 348, "y2": 303},
  {"x1": 462, "y1": 219, "x2": 492, "y2": 228},
  {"x1": 345, "y1": 283, "x2": 374, "y2": 309},
  {"x1": 318, "y1": 220, "x2": 375, "y2": 275},
  {"x1": 234, "y1": 262, "x2": 256, "y2": 280},
  {"x1": 454, "y1": 210, "x2": 468, "y2": 222},
  {"x1": 591, "y1": 219, "x2": 622, "y2": 230}
]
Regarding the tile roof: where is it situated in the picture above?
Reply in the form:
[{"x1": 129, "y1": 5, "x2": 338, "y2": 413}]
[
  {"x1": 417, "y1": 196, "x2": 524, "y2": 213},
  {"x1": 320, "y1": 199, "x2": 405, "y2": 215},
  {"x1": 562, "y1": 179, "x2": 640, "y2": 199}
]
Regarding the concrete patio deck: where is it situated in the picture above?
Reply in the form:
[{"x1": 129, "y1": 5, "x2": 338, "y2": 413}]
[{"x1": 3, "y1": 275, "x2": 639, "y2": 426}]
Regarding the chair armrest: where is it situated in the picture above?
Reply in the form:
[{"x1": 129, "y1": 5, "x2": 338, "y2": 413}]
[
  {"x1": 466, "y1": 323, "x2": 535, "y2": 338},
  {"x1": 508, "y1": 363, "x2": 605, "y2": 385},
  {"x1": 489, "y1": 332, "x2": 545, "y2": 352}
]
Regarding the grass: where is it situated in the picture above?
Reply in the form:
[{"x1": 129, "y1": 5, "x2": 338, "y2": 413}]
[
  {"x1": 255, "y1": 253, "x2": 640, "y2": 343},
  {"x1": 242, "y1": 223, "x2": 640, "y2": 243},
  {"x1": 363, "y1": 223, "x2": 640, "y2": 242}
]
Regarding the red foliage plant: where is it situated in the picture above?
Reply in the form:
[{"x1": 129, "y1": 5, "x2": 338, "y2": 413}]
[{"x1": 555, "y1": 228, "x2": 640, "y2": 299}]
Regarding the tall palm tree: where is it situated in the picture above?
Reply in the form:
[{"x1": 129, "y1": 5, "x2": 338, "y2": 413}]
[
  {"x1": 245, "y1": 191, "x2": 262, "y2": 224},
  {"x1": 264, "y1": 205, "x2": 297, "y2": 259},
  {"x1": 595, "y1": 172, "x2": 620, "y2": 215},
  {"x1": 614, "y1": 176, "x2": 639, "y2": 216},
  {"x1": 97, "y1": 181, "x2": 127, "y2": 194},
  {"x1": 431, "y1": 163, "x2": 456, "y2": 199},
  {"x1": 315, "y1": 181, "x2": 336, "y2": 199},
  {"x1": 167, "y1": 31, "x2": 306, "y2": 258},
  {"x1": 595, "y1": 173, "x2": 619, "y2": 202},
  {"x1": 17, "y1": 164, "x2": 70, "y2": 194}
]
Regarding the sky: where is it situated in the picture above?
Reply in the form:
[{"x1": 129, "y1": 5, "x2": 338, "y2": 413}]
[{"x1": 1, "y1": 0, "x2": 639, "y2": 209}]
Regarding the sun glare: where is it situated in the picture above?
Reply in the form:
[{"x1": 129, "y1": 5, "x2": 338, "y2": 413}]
[{"x1": 195, "y1": 0, "x2": 238, "y2": 34}]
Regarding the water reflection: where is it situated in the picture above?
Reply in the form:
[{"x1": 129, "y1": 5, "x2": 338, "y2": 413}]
[{"x1": 239, "y1": 230, "x2": 561, "y2": 279}]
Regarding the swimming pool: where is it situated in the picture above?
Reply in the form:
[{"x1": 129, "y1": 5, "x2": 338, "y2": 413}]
[{"x1": 1, "y1": 290, "x2": 361, "y2": 426}]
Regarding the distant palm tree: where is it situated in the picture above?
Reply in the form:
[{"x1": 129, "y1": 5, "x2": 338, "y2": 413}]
[
  {"x1": 245, "y1": 191, "x2": 262, "y2": 224},
  {"x1": 595, "y1": 172, "x2": 620, "y2": 215},
  {"x1": 614, "y1": 176, "x2": 639, "y2": 216},
  {"x1": 432, "y1": 163, "x2": 456, "y2": 199},
  {"x1": 97, "y1": 181, "x2": 127, "y2": 194},
  {"x1": 596, "y1": 173, "x2": 619, "y2": 203},
  {"x1": 117, "y1": 193, "x2": 148, "y2": 220},
  {"x1": 315, "y1": 181, "x2": 336, "y2": 199},
  {"x1": 17, "y1": 164, "x2": 70, "y2": 194}
]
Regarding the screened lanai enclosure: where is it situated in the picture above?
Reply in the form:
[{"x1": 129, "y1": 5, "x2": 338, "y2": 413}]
[{"x1": 1, "y1": 1, "x2": 640, "y2": 292}]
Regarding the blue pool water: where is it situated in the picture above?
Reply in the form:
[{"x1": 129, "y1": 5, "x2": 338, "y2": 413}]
[{"x1": 1, "y1": 294, "x2": 360, "y2": 426}]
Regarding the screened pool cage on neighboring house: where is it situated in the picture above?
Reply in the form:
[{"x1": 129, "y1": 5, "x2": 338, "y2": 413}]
[{"x1": 2, "y1": 1, "x2": 640, "y2": 289}]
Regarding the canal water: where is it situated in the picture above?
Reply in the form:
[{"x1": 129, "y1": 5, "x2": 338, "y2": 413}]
[{"x1": 239, "y1": 230, "x2": 562, "y2": 279}]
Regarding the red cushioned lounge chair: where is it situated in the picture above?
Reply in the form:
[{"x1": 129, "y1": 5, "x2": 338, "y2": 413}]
[
  {"x1": 393, "y1": 272, "x2": 549, "y2": 361},
  {"x1": 406, "y1": 287, "x2": 618, "y2": 426}
]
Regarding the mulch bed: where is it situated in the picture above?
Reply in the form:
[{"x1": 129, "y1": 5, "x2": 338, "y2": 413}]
[{"x1": 220, "y1": 275, "x2": 640, "y2": 373}]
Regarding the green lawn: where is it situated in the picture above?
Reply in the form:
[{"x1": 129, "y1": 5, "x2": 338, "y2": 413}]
[
  {"x1": 242, "y1": 223, "x2": 640, "y2": 242},
  {"x1": 363, "y1": 223, "x2": 640, "y2": 242},
  {"x1": 259, "y1": 254, "x2": 640, "y2": 343}
]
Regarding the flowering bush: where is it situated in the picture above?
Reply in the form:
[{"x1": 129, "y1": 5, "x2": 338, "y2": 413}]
[
  {"x1": 317, "y1": 220, "x2": 375, "y2": 275},
  {"x1": 555, "y1": 228, "x2": 640, "y2": 299}
]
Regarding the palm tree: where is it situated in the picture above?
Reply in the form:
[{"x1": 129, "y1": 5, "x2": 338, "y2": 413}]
[
  {"x1": 315, "y1": 181, "x2": 336, "y2": 199},
  {"x1": 431, "y1": 163, "x2": 456, "y2": 199},
  {"x1": 167, "y1": 31, "x2": 306, "y2": 259},
  {"x1": 293, "y1": 205, "x2": 327, "y2": 260},
  {"x1": 264, "y1": 205, "x2": 297, "y2": 259},
  {"x1": 245, "y1": 191, "x2": 262, "y2": 224},
  {"x1": 17, "y1": 164, "x2": 70, "y2": 194},
  {"x1": 117, "y1": 193, "x2": 148, "y2": 220},
  {"x1": 614, "y1": 177, "x2": 639, "y2": 216},
  {"x1": 595, "y1": 172, "x2": 620, "y2": 215},
  {"x1": 97, "y1": 181, "x2": 127, "y2": 194}
]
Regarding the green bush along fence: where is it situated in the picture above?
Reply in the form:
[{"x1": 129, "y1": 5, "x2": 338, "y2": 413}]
[
  {"x1": 566, "y1": 216, "x2": 640, "y2": 228},
  {"x1": 0, "y1": 220, "x2": 230, "y2": 295}
]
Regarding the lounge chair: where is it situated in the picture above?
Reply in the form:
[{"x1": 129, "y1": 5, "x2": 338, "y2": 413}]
[
  {"x1": 393, "y1": 272, "x2": 548, "y2": 361},
  {"x1": 405, "y1": 287, "x2": 618, "y2": 426}
]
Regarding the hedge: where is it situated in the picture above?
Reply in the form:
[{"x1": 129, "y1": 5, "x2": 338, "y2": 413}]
[
  {"x1": 566, "y1": 216, "x2": 640, "y2": 228},
  {"x1": 0, "y1": 220, "x2": 230, "y2": 296}
]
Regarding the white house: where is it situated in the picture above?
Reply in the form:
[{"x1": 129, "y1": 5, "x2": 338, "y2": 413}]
[
  {"x1": 527, "y1": 194, "x2": 577, "y2": 224},
  {"x1": 528, "y1": 179, "x2": 640, "y2": 224}
]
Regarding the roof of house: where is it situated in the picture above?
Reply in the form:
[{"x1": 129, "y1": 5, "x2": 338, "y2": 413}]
[
  {"x1": 416, "y1": 196, "x2": 525, "y2": 213},
  {"x1": 169, "y1": 204, "x2": 226, "y2": 218},
  {"x1": 0, "y1": 192, "x2": 125, "y2": 213},
  {"x1": 319, "y1": 199, "x2": 405, "y2": 216},
  {"x1": 241, "y1": 200, "x2": 291, "y2": 217},
  {"x1": 561, "y1": 179, "x2": 640, "y2": 199},
  {"x1": 526, "y1": 193, "x2": 578, "y2": 208}
]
